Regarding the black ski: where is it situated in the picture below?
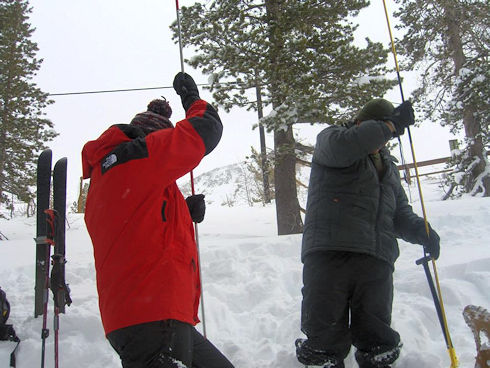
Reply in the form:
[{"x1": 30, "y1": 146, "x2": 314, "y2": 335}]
[
  {"x1": 50, "y1": 157, "x2": 71, "y2": 315},
  {"x1": 50, "y1": 157, "x2": 71, "y2": 368},
  {"x1": 34, "y1": 151, "x2": 71, "y2": 368},
  {"x1": 34, "y1": 149, "x2": 52, "y2": 318}
]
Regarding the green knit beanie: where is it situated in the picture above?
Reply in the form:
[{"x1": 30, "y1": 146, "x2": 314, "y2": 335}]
[{"x1": 355, "y1": 98, "x2": 394, "y2": 122}]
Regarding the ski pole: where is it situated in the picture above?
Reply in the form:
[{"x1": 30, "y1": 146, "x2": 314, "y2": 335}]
[
  {"x1": 382, "y1": 2, "x2": 458, "y2": 367},
  {"x1": 175, "y1": 0, "x2": 207, "y2": 339},
  {"x1": 41, "y1": 209, "x2": 57, "y2": 368},
  {"x1": 54, "y1": 307, "x2": 59, "y2": 368}
]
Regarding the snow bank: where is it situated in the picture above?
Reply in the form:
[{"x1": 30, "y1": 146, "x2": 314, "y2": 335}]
[{"x1": 0, "y1": 184, "x2": 489, "y2": 367}]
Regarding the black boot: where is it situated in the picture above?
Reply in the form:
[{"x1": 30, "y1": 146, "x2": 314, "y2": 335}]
[
  {"x1": 355, "y1": 342, "x2": 402, "y2": 368},
  {"x1": 296, "y1": 339, "x2": 345, "y2": 368}
]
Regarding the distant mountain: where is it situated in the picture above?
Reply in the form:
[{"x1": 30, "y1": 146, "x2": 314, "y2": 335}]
[
  {"x1": 178, "y1": 162, "x2": 310, "y2": 208},
  {"x1": 179, "y1": 162, "x2": 260, "y2": 207}
]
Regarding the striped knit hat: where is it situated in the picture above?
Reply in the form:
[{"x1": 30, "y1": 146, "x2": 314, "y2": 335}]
[{"x1": 130, "y1": 99, "x2": 173, "y2": 134}]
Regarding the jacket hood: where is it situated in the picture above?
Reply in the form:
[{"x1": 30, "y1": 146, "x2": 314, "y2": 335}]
[{"x1": 82, "y1": 124, "x2": 145, "y2": 179}]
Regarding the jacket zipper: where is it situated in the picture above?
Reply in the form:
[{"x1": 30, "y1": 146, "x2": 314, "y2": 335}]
[{"x1": 369, "y1": 155, "x2": 383, "y2": 254}]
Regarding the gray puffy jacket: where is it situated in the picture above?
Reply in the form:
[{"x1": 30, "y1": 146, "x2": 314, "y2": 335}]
[{"x1": 301, "y1": 120, "x2": 424, "y2": 266}]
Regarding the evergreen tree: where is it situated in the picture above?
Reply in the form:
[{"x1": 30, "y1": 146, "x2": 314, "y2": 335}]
[
  {"x1": 174, "y1": 0, "x2": 396, "y2": 234},
  {"x1": 395, "y1": 0, "x2": 490, "y2": 197},
  {"x1": 0, "y1": 0, "x2": 56, "y2": 216}
]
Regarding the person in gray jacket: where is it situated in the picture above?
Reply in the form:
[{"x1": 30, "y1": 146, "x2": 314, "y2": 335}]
[{"x1": 295, "y1": 99, "x2": 440, "y2": 368}]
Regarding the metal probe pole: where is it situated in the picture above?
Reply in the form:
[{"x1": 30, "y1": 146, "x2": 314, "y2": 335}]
[{"x1": 175, "y1": 0, "x2": 207, "y2": 339}]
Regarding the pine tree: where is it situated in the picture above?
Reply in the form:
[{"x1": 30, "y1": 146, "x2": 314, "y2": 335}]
[
  {"x1": 0, "y1": 0, "x2": 56, "y2": 216},
  {"x1": 395, "y1": 0, "x2": 490, "y2": 197},
  {"x1": 174, "y1": 0, "x2": 396, "y2": 234}
]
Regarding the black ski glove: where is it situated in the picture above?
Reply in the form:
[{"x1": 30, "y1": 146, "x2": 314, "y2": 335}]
[
  {"x1": 186, "y1": 194, "x2": 205, "y2": 223},
  {"x1": 416, "y1": 223, "x2": 440, "y2": 260},
  {"x1": 173, "y1": 72, "x2": 200, "y2": 111},
  {"x1": 386, "y1": 100, "x2": 415, "y2": 137}
]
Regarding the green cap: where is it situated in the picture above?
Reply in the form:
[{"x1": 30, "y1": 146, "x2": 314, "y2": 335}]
[{"x1": 356, "y1": 98, "x2": 394, "y2": 122}]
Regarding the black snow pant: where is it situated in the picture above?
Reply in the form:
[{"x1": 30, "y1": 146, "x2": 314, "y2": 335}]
[
  {"x1": 107, "y1": 320, "x2": 235, "y2": 368},
  {"x1": 300, "y1": 251, "x2": 401, "y2": 366}
]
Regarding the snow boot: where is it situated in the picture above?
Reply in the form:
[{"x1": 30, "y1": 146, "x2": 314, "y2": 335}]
[
  {"x1": 354, "y1": 342, "x2": 402, "y2": 368},
  {"x1": 296, "y1": 338, "x2": 345, "y2": 368}
]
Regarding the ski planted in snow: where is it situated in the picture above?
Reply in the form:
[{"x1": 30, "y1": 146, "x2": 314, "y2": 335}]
[
  {"x1": 50, "y1": 157, "x2": 71, "y2": 315},
  {"x1": 34, "y1": 150, "x2": 71, "y2": 368},
  {"x1": 50, "y1": 157, "x2": 72, "y2": 368},
  {"x1": 34, "y1": 149, "x2": 52, "y2": 318}
]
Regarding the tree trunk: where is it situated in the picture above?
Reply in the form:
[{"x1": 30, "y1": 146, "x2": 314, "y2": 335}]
[
  {"x1": 274, "y1": 126, "x2": 303, "y2": 234},
  {"x1": 255, "y1": 78, "x2": 271, "y2": 204},
  {"x1": 445, "y1": 3, "x2": 489, "y2": 196},
  {"x1": 0, "y1": 122, "x2": 8, "y2": 205},
  {"x1": 463, "y1": 107, "x2": 489, "y2": 195},
  {"x1": 266, "y1": 0, "x2": 303, "y2": 234}
]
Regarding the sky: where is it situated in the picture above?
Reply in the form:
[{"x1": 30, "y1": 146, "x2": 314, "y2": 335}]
[{"x1": 26, "y1": 0, "x2": 460, "y2": 202}]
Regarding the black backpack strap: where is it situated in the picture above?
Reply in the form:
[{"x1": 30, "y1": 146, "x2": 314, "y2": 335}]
[
  {"x1": 1, "y1": 288, "x2": 10, "y2": 324},
  {"x1": 0, "y1": 324, "x2": 20, "y2": 368},
  {"x1": 9, "y1": 334, "x2": 20, "y2": 368},
  {"x1": 1, "y1": 288, "x2": 20, "y2": 367}
]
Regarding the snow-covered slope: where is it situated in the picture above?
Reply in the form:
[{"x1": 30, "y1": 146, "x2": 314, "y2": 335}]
[{"x1": 0, "y1": 178, "x2": 489, "y2": 367}]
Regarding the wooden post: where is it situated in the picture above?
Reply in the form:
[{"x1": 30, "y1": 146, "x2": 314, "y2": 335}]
[{"x1": 77, "y1": 177, "x2": 84, "y2": 213}]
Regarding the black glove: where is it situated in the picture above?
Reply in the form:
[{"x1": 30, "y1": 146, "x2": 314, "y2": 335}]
[
  {"x1": 173, "y1": 72, "x2": 200, "y2": 111},
  {"x1": 386, "y1": 100, "x2": 415, "y2": 137},
  {"x1": 417, "y1": 223, "x2": 440, "y2": 260},
  {"x1": 186, "y1": 194, "x2": 205, "y2": 223}
]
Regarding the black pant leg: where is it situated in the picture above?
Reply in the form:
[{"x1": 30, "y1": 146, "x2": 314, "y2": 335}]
[
  {"x1": 349, "y1": 256, "x2": 401, "y2": 358},
  {"x1": 107, "y1": 320, "x2": 194, "y2": 368},
  {"x1": 190, "y1": 328, "x2": 235, "y2": 368},
  {"x1": 300, "y1": 252, "x2": 352, "y2": 360}
]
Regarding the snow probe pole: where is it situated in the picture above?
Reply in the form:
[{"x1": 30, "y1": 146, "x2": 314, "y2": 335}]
[
  {"x1": 382, "y1": 2, "x2": 458, "y2": 366},
  {"x1": 175, "y1": 0, "x2": 185, "y2": 75},
  {"x1": 175, "y1": 0, "x2": 207, "y2": 339}
]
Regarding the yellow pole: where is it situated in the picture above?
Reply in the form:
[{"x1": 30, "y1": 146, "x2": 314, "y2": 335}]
[{"x1": 381, "y1": 1, "x2": 458, "y2": 366}]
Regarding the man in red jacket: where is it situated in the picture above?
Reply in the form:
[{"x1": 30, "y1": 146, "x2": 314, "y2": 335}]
[{"x1": 82, "y1": 72, "x2": 234, "y2": 368}]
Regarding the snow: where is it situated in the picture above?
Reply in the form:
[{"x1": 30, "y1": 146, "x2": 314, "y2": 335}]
[
  {"x1": 354, "y1": 75, "x2": 386, "y2": 87},
  {"x1": 1, "y1": 179, "x2": 489, "y2": 367}
]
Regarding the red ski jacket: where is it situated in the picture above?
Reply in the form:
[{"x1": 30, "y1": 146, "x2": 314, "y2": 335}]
[{"x1": 82, "y1": 100, "x2": 222, "y2": 335}]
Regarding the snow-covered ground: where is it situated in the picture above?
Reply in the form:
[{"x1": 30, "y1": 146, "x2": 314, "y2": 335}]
[{"x1": 0, "y1": 178, "x2": 489, "y2": 367}]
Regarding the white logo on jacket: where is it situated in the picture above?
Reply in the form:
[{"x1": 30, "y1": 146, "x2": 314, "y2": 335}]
[{"x1": 102, "y1": 154, "x2": 117, "y2": 170}]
